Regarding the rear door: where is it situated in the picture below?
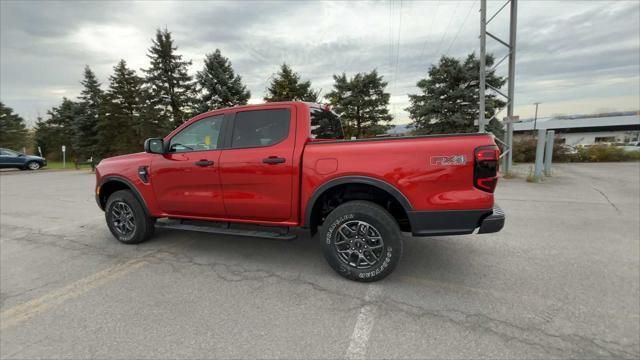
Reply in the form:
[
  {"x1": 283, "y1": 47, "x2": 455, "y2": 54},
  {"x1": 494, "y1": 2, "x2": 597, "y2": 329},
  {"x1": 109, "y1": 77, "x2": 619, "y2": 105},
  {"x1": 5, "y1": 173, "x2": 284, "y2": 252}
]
[{"x1": 219, "y1": 106, "x2": 296, "y2": 222}]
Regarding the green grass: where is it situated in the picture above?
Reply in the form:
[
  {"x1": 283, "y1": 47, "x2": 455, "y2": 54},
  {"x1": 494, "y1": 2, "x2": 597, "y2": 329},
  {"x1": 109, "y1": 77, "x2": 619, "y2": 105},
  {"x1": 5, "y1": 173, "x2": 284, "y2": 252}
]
[{"x1": 44, "y1": 161, "x2": 93, "y2": 170}]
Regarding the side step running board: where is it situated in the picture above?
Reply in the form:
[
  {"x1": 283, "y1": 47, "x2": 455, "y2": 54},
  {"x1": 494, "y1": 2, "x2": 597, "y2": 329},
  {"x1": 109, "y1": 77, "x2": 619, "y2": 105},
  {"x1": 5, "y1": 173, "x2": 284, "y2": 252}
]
[{"x1": 155, "y1": 219, "x2": 297, "y2": 241}]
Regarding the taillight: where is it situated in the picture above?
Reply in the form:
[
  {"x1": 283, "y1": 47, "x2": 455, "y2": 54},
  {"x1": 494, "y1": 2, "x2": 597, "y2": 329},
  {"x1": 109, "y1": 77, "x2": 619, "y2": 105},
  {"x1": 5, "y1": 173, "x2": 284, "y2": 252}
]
[{"x1": 474, "y1": 145, "x2": 500, "y2": 193}]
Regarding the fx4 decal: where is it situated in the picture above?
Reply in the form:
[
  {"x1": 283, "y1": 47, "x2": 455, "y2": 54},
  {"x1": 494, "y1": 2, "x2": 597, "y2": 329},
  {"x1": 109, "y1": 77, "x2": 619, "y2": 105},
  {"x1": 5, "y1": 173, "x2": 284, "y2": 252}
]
[{"x1": 430, "y1": 155, "x2": 467, "y2": 166}]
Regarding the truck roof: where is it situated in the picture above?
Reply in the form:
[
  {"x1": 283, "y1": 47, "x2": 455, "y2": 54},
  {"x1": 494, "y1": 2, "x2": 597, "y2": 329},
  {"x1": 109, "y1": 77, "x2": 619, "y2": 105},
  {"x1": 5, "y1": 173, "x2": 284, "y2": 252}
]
[{"x1": 204, "y1": 101, "x2": 323, "y2": 112}]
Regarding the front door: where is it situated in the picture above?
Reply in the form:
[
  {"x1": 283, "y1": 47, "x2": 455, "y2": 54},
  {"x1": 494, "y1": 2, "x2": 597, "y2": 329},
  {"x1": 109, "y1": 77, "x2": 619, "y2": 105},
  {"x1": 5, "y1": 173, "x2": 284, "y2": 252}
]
[
  {"x1": 219, "y1": 106, "x2": 296, "y2": 222},
  {"x1": 150, "y1": 115, "x2": 226, "y2": 218}
]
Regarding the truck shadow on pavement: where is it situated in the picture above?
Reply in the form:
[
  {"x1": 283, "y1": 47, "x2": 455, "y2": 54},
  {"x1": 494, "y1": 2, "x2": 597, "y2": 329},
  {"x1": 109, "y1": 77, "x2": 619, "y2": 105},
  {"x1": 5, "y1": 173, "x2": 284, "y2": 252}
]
[{"x1": 138, "y1": 227, "x2": 479, "y2": 285}]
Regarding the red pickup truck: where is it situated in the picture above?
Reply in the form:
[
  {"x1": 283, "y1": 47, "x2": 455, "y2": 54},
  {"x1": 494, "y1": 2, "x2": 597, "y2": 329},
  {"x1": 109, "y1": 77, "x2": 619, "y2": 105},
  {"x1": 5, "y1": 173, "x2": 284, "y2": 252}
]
[{"x1": 95, "y1": 101, "x2": 504, "y2": 281}]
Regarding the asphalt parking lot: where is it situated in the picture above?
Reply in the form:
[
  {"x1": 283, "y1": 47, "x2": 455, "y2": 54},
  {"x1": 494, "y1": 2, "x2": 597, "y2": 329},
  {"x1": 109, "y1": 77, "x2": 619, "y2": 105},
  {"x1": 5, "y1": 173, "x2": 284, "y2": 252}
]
[{"x1": 1, "y1": 163, "x2": 638, "y2": 359}]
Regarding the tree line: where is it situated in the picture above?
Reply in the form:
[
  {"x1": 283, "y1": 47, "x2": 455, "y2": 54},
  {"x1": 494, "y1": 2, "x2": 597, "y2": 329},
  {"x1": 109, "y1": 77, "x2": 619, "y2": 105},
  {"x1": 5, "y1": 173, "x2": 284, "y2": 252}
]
[{"x1": 0, "y1": 28, "x2": 505, "y2": 160}]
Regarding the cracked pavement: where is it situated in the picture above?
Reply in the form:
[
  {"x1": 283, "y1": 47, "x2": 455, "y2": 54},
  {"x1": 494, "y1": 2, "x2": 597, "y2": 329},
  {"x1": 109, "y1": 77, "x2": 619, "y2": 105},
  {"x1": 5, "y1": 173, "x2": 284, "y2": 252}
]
[{"x1": 1, "y1": 163, "x2": 639, "y2": 359}]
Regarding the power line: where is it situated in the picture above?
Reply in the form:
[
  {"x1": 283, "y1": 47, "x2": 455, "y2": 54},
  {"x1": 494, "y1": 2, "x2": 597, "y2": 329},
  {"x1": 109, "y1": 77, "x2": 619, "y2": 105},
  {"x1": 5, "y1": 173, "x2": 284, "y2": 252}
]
[
  {"x1": 432, "y1": 1, "x2": 461, "y2": 59},
  {"x1": 392, "y1": 0, "x2": 403, "y2": 120},
  {"x1": 445, "y1": 0, "x2": 478, "y2": 56},
  {"x1": 388, "y1": 0, "x2": 395, "y2": 73},
  {"x1": 419, "y1": 0, "x2": 440, "y2": 59},
  {"x1": 392, "y1": 0, "x2": 403, "y2": 85}
]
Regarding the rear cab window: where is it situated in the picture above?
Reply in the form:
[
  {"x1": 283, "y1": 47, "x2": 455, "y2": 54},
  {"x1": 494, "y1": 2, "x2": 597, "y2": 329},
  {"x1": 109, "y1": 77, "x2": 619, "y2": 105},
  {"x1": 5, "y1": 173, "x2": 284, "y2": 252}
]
[{"x1": 309, "y1": 107, "x2": 345, "y2": 140}]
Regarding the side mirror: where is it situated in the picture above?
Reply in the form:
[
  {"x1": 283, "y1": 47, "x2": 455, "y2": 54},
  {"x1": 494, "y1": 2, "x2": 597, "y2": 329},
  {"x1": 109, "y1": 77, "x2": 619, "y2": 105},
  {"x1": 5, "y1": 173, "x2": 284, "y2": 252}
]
[{"x1": 144, "y1": 138, "x2": 165, "y2": 154}]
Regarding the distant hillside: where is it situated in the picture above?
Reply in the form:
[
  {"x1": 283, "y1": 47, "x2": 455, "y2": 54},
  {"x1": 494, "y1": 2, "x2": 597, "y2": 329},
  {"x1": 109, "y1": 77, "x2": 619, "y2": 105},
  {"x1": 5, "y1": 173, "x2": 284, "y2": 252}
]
[{"x1": 387, "y1": 124, "x2": 411, "y2": 135}]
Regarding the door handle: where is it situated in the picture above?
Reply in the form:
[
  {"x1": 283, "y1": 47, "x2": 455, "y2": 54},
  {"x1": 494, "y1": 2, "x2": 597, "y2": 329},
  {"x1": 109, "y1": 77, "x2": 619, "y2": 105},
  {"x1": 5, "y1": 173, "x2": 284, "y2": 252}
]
[
  {"x1": 195, "y1": 159, "x2": 215, "y2": 167},
  {"x1": 263, "y1": 156, "x2": 286, "y2": 164}
]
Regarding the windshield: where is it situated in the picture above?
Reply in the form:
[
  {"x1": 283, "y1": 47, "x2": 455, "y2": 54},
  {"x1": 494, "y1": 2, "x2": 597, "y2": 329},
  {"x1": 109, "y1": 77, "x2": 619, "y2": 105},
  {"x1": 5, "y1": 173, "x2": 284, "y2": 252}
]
[{"x1": 309, "y1": 107, "x2": 345, "y2": 140}]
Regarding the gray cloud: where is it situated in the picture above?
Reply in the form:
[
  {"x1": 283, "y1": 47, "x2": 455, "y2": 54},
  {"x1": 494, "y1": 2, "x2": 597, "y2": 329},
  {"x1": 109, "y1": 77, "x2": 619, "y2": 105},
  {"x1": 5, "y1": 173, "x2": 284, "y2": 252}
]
[{"x1": 1, "y1": 0, "x2": 638, "y2": 125}]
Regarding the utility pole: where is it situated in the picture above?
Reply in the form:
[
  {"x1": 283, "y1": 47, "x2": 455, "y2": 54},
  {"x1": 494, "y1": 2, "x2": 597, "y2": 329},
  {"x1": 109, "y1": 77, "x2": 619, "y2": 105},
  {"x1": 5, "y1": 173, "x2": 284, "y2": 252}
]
[
  {"x1": 479, "y1": 0, "x2": 518, "y2": 174},
  {"x1": 478, "y1": 0, "x2": 487, "y2": 133},
  {"x1": 544, "y1": 130, "x2": 555, "y2": 176},
  {"x1": 506, "y1": 0, "x2": 517, "y2": 125},
  {"x1": 533, "y1": 102, "x2": 540, "y2": 132},
  {"x1": 533, "y1": 129, "x2": 545, "y2": 182}
]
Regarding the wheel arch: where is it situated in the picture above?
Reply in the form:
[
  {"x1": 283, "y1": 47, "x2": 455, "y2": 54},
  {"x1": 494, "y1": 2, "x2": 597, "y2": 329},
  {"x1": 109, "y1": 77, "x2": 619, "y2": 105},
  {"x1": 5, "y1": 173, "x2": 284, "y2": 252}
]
[
  {"x1": 304, "y1": 176, "x2": 413, "y2": 234},
  {"x1": 98, "y1": 176, "x2": 150, "y2": 217}
]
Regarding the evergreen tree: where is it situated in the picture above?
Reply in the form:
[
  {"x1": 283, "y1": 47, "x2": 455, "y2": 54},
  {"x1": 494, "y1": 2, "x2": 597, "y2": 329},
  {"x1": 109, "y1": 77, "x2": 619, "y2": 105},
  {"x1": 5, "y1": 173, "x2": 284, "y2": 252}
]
[
  {"x1": 195, "y1": 49, "x2": 250, "y2": 112},
  {"x1": 325, "y1": 70, "x2": 393, "y2": 138},
  {"x1": 41, "y1": 98, "x2": 81, "y2": 159},
  {"x1": 99, "y1": 60, "x2": 148, "y2": 157},
  {"x1": 34, "y1": 116, "x2": 54, "y2": 158},
  {"x1": 0, "y1": 102, "x2": 29, "y2": 150},
  {"x1": 74, "y1": 66, "x2": 103, "y2": 158},
  {"x1": 264, "y1": 63, "x2": 318, "y2": 102},
  {"x1": 138, "y1": 87, "x2": 168, "y2": 142},
  {"x1": 143, "y1": 28, "x2": 194, "y2": 126},
  {"x1": 406, "y1": 53, "x2": 506, "y2": 138}
]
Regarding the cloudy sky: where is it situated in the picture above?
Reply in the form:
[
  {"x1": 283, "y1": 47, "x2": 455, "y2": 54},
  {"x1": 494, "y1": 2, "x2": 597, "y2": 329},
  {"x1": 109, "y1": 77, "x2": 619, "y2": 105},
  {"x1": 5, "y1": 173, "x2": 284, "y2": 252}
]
[{"x1": 1, "y1": 0, "x2": 639, "y2": 126}]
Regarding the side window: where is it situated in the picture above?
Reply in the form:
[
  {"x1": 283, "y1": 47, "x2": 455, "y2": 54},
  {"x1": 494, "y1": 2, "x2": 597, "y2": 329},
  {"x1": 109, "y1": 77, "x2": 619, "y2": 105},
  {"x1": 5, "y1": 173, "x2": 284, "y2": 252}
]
[
  {"x1": 169, "y1": 115, "x2": 224, "y2": 153},
  {"x1": 231, "y1": 109, "x2": 290, "y2": 148}
]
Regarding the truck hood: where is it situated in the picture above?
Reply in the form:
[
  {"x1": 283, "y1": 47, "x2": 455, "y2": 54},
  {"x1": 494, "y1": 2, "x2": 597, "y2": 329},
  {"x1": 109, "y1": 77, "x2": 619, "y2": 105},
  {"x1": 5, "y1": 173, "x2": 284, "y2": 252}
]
[
  {"x1": 24, "y1": 155, "x2": 46, "y2": 161},
  {"x1": 97, "y1": 152, "x2": 153, "y2": 171},
  {"x1": 99, "y1": 152, "x2": 148, "y2": 163}
]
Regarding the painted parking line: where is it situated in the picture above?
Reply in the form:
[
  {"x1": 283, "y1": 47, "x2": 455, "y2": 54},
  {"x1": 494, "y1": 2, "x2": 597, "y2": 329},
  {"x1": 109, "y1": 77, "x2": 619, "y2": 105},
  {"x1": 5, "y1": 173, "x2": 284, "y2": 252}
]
[
  {"x1": 0, "y1": 255, "x2": 149, "y2": 330},
  {"x1": 345, "y1": 285, "x2": 383, "y2": 360}
]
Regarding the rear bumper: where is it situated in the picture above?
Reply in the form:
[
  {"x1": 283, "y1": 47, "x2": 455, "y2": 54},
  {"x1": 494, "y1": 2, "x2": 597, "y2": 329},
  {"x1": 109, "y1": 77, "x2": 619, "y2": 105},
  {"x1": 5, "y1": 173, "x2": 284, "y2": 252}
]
[
  {"x1": 409, "y1": 206, "x2": 505, "y2": 236},
  {"x1": 477, "y1": 206, "x2": 505, "y2": 234}
]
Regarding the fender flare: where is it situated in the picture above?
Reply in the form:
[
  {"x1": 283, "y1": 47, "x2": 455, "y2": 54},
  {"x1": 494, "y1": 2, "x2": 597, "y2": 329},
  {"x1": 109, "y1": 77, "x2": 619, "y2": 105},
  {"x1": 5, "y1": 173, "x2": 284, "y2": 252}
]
[
  {"x1": 98, "y1": 176, "x2": 150, "y2": 217},
  {"x1": 303, "y1": 176, "x2": 413, "y2": 228}
]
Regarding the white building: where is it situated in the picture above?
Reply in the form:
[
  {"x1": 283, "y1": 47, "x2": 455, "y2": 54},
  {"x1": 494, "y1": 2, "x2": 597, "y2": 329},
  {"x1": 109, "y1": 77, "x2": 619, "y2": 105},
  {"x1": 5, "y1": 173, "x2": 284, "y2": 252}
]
[{"x1": 512, "y1": 113, "x2": 640, "y2": 146}]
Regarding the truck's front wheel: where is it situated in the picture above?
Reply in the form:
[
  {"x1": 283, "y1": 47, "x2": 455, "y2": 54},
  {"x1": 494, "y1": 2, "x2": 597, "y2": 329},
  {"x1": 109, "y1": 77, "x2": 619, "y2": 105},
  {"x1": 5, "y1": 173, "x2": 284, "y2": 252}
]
[
  {"x1": 320, "y1": 200, "x2": 403, "y2": 282},
  {"x1": 105, "y1": 190, "x2": 154, "y2": 244}
]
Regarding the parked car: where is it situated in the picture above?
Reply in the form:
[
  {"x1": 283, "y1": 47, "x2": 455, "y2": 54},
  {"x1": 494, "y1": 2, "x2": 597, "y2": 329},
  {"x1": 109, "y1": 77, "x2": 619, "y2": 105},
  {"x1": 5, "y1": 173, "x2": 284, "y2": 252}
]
[
  {"x1": 95, "y1": 102, "x2": 505, "y2": 281},
  {"x1": 0, "y1": 148, "x2": 47, "y2": 170}
]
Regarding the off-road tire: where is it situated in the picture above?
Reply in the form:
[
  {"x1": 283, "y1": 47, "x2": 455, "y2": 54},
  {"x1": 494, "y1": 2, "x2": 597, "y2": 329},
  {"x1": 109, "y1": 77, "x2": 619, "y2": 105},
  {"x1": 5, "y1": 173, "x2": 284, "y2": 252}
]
[
  {"x1": 320, "y1": 200, "x2": 403, "y2": 282},
  {"x1": 105, "y1": 190, "x2": 154, "y2": 244}
]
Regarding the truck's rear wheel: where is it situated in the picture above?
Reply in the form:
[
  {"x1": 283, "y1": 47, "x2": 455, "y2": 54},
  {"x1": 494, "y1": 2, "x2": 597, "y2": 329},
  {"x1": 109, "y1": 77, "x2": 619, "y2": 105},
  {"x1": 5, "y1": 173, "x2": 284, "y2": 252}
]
[
  {"x1": 105, "y1": 190, "x2": 154, "y2": 244},
  {"x1": 320, "y1": 200, "x2": 403, "y2": 282}
]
